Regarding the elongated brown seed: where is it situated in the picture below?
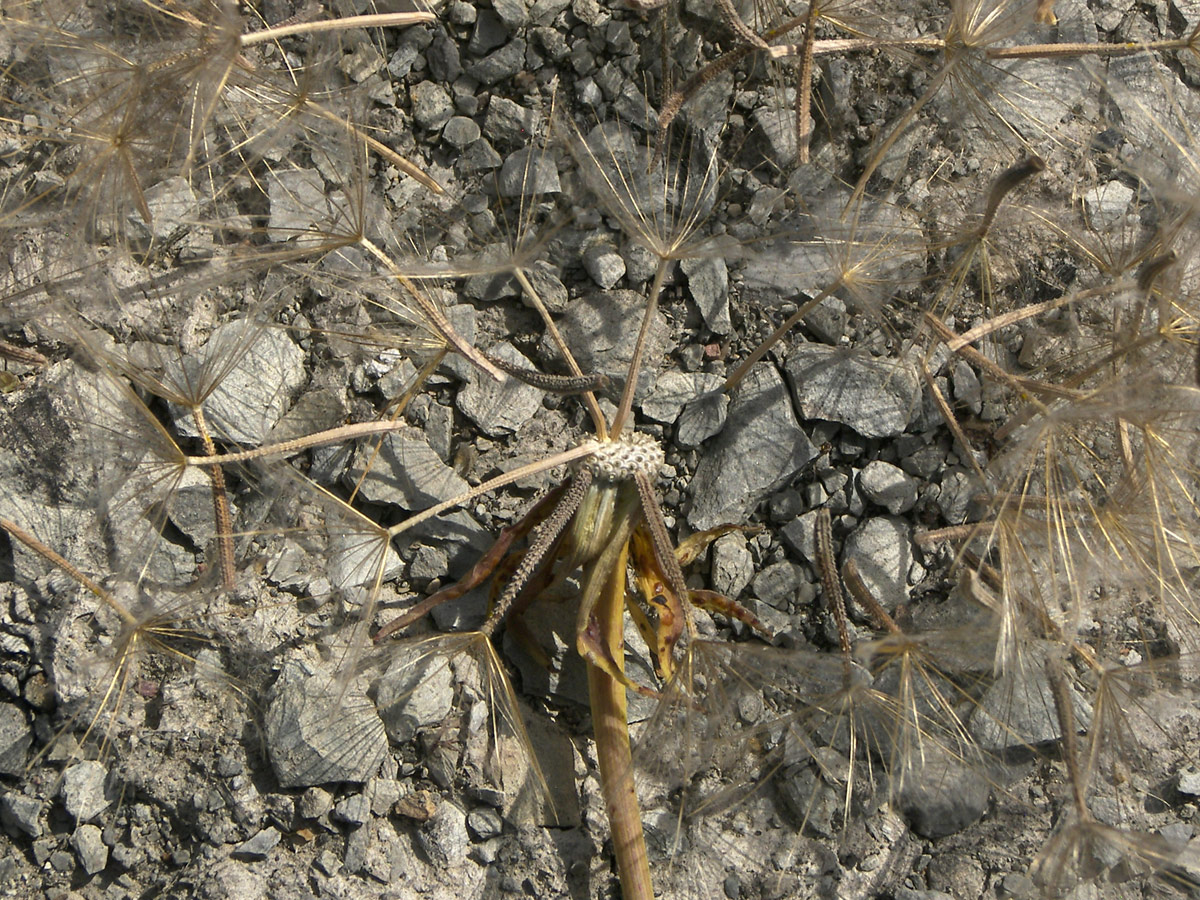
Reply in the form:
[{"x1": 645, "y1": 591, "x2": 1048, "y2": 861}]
[{"x1": 979, "y1": 156, "x2": 1046, "y2": 237}]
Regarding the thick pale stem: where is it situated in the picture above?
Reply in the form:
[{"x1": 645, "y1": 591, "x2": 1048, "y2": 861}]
[
  {"x1": 192, "y1": 407, "x2": 236, "y2": 592},
  {"x1": 586, "y1": 541, "x2": 654, "y2": 900},
  {"x1": 986, "y1": 38, "x2": 1190, "y2": 60},
  {"x1": 359, "y1": 238, "x2": 503, "y2": 380},
  {"x1": 386, "y1": 444, "x2": 598, "y2": 539},
  {"x1": 239, "y1": 12, "x2": 435, "y2": 46},
  {"x1": 611, "y1": 258, "x2": 669, "y2": 438},
  {"x1": 184, "y1": 419, "x2": 410, "y2": 466},
  {"x1": 0, "y1": 519, "x2": 137, "y2": 626},
  {"x1": 794, "y1": 3, "x2": 817, "y2": 164}
]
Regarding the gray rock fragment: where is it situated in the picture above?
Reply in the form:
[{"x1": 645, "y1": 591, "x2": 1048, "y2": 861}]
[
  {"x1": 467, "y1": 807, "x2": 503, "y2": 840},
  {"x1": 1083, "y1": 180, "x2": 1134, "y2": 230},
  {"x1": 326, "y1": 530, "x2": 403, "y2": 595},
  {"x1": 70, "y1": 823, "x2": 108, "y2": 875},
  {"x1": 233, "y1": 827, "x2": 281, "y2": 860},
  {"x1": 689, "y1": 363, "x2": 817, "y2": 531},
  {"x1": 541, "y1": 290, "x2": 670, "y2": 404},
  {"x1": 298, "y1": 787, "x2": 333, "y2": 820},
  {"x1": 492, "y1": 0, "x2": 529, "y2": 29},
  {"x1": 936, "y1": 467, "x2": 975, "y2": 525},
  {"x1": 970, "y1": 650, "x2": 1093, "y2": 751},
  {"x1": 372, "y1": 645, "x2": 455, "y2": 744},
  {"x1": 682, "y1": 256, "x2": 730, "y2": 334},
  {"x1": 127, "y1": 176, "x2": 198, "y2": 243},
  {"x1": 752, "y1": 561, "x2": 807, "y2": 611},
  {"x1": 711, "y1": 533, "x2": 754, "y2": 600},
  {"x1": 950, "y1": 360, "x2": 982, "y2": 415},
  {"x1": 461, "y1": 138, "x2": 504, "y2": 173},
  {"x1": 467, "y1": 38, "x2": 526, "y2": 85},
  {"x1": 442, "y1": 116, "x2": 481, "y2": 148},
  {"x1": 427, "y1": 31, "x2": 462, "y2": 82},
  {"x1": 676, "y1": 389, "x2": 729, "y2": 447},
  {"x1": 410, "y1": 82, "x2": 455, "y2": 130},
  {"x1": 642, "y1": 371, "x2": 723, "y2": 425},
  {"x1": 61, "y1": 760, "x2": 110, "y2": 822},
  {"x1": 417, "y1": 802, "x2": 470, "y2": 867},
  {"x1": 521, "y1": 261, "x2": 569, "y2": 313},
  {"x1": 482, "y1": 97, "x2": 540, "y2": 145},
  {"x1": 340, "y1": 39, "x2": 384, "y2": 81},
  {"x1": 265, "y1": 658, "x2": 387, "y2": 788},
  {"x1": 346, "y1": 427, "x2": 469, "y2": 510},
  {"x1": 0, "y1": 702, "x2": 31, "y2": 775},
  {"x1": 581, "y1": 239, "x2": 625, "y2": 289},
  {"x1": 267, "y1": 168, "x2": 325, "y2": 241},
  {"x1": 333, "y1": 794, "x2": 370, "y2": 827},
  {"x1": 1179, "y1": 763, "x2": 1200, "y2": 797},
  {"x1": 857, "y1": 461, "x2": 918, "y2": 515},
  {"x1": 456, "y1": 342, "x2": 543, "y2": 437},
  {"x1": 168, "y1": 466, "x2": 240, "y2": 548},
  {"x1": 842, "y1": 517, "x2": 912, "y2": 611},
  {"x1": 785, "y1": 344, "x2": 920, "y2": 439},
  {"x1": 0, "y1": 792, "x2": 42, "y2": 838},
  {"x1": 895, "y1": 752, "x2": 990, "y2": 839},
  {"x1": 469, "y1": 9, "x2": 507, "y2": 55},
  {"x1": 499, "y1": 146, "x2": 560, "y2": 197},
  {"x1": 170, "y1": 321, "x2": 306, "y2": 445}
]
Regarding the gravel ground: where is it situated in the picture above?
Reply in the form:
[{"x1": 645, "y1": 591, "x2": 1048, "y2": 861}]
[{"x1": 3, "y1": 0, "x2": 1200, "y2": 899}]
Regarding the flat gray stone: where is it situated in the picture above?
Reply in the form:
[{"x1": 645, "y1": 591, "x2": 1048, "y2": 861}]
[
  {"x1": 581, "y1": 239, "x2": 625, "y2": 289},
  {"x1": 410, "y1": 81, "x2": 455, "y2": 130},
  {"x1": 442, "y1": 116, "x2": 480, "y2": 148},
  {"x1": 676, "y1": 390, "x2": 728, "y2": 447},
  {"x1": 496, "y1": 146, "x2": 556, "y2": 196},
  {"x1": 0, "y1": 792, "x2": 42, "y2": 838},
  {"x1": 267, "y1": 168, "x2": 326, "y2": 241},
  {"x1": 127, "y1": 176, "x2": 197, "y2": 242},
  {"x1": 752, "y1": 560, "x2": 807, "y2": 611},
  {"x1": 232, "y1": 826, "x2": 281, "y2": 860},
  {"x1": 642, "y1": 372, "x2": 723, "y2": 425},
  {"x1": 61, "y1": 761, "x2": 110, "y2": 822},
  {"x1": 346, "y1": 427, "x2": 470, "y2": 510},
  {"x1": 689, "y1": 363, "x2": 817, "y2": 531},
  {"x1": 170, "y1": 320, "x2": 306, "y2": 446},
  {"x1": 265, "y1": 658, "x2": 387, "y2": 788},
  {"x1": 372, "y1": 644, "x2": 455, "y2": 744},
  {"x1": 711, "y1": 533, "x2": 754, "y2": 599},
  {"x1": 167, "y1": 466, "x2": 240, "y2": 548},
  {"x1": 681, "y1": 255, "x2": 730, "y2": 335},
  {"x1": 456, "y1": 342, "x2": 544, "y2": 437},
  {"x1": 70, "y1": 823, "x2": 108, "y2": 874},
  {"x1": 417, "y1": 802, "x2": 470, "y2": 867},
  {"x1": 1084, "y1": 180, "x2": 1134, "y2": 230},
  {"x1": 333, "y1": 794, "x2": 370, "y2": 827},
  {"x1": 460, "y1": 138, "x2": 503, "y2": 173},
  {"x1": 842, "y1": 516, "x2": 912, "y2": 612},
  {"x1": 895, "y1": 753, "x2": 990, "y2": 838},
  {"x1": 786, "y1": 344, "x2": 920, "y2": 439},
  {"x1": 492, "y1": 0, "x2": 529, "y2": 28},
  {"x1": 857, "y1": 460, "x2": 918, "y2": 515},
  {"x1": 0, "y1": 702, "x2": 31, "y2": 776},
  {"x1": 297, "y1": 787, "x2": 333, "y2": 820},
  {"x1": 467, "y1": 38, "x2": 526, "y2": 85},
  {"x1": 468, "y1": 9, "x2": 507, "y2": 54},
  {"x1": 482, "y1": 97, "x2": 539, "y2": 146},
  {"x1": 970, "y1": 650, "x2": 1093, "y2": 751},
  {"x1": 541, "y1": 290, "x2": 670, "y2": 406}
]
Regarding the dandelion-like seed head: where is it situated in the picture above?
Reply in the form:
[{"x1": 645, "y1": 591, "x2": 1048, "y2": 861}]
[{"x1": 579, "y1": 431, "x2": 663, "y2": 482}]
